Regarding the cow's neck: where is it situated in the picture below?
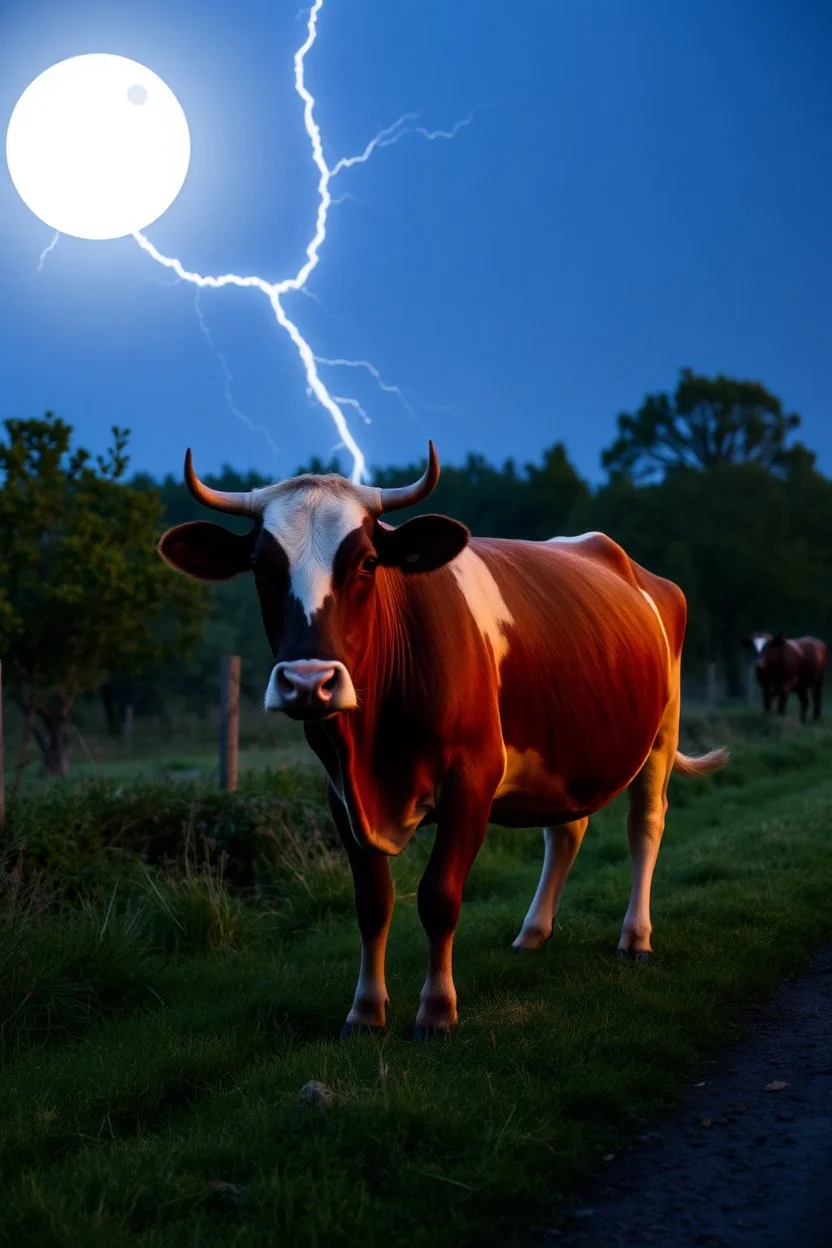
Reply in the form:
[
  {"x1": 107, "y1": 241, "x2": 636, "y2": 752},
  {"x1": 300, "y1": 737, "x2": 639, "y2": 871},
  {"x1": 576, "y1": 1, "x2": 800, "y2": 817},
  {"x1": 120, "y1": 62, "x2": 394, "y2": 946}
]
[{"x1": 305, "y1": 568, "x2": 447, "y2": 849}]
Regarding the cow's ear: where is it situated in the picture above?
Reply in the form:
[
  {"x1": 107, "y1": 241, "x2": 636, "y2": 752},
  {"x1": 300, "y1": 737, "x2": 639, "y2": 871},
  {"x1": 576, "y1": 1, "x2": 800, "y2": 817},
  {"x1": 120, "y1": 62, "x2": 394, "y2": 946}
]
[
  {"x1": 740, "y1": 635, "x2": 754, "y2": 649},
  {"x1": 374, "y1": 514, "x2": 470, "y2": 573},
  {"x1": 158, "y1": 521, "x2": 255, "y2": 581},
  {"x1": 771, "y1": 633, "x2": 787, "y2": 647}
]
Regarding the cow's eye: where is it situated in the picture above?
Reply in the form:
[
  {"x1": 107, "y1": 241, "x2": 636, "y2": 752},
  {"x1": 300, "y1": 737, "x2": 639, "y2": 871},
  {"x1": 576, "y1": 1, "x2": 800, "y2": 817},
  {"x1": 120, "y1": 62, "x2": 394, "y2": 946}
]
[{"x1": 360, "y1": 555, "x2": 379, "y2": 575}]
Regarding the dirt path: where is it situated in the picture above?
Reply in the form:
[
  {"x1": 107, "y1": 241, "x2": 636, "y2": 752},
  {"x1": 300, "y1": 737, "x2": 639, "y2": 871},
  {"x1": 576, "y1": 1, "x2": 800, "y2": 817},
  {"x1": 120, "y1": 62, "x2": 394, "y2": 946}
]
[{"x1": 531, "y1": 943, "x2": 832, "y2": 1247}]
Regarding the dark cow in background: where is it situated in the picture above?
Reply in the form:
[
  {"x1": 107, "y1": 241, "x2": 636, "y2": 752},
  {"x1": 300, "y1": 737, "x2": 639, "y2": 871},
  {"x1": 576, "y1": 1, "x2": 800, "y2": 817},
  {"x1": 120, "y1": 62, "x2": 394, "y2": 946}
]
[
  {"x1": 160, "y1": 443, "x2": 728, "y2": 1038},
  {"x1": 741, "y1": 632, "x2": 827, "y2": 722}
]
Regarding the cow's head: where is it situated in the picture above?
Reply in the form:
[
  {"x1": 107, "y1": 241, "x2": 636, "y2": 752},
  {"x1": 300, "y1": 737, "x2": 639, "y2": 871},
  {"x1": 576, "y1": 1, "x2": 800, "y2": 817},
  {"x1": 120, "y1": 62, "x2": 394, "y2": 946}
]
[
  {"x1": 740, "y1": 631, "x2": 785, "y2": 668},
  {"x1": 158, "y1": 443, "x2": 469, "y2": 720}
]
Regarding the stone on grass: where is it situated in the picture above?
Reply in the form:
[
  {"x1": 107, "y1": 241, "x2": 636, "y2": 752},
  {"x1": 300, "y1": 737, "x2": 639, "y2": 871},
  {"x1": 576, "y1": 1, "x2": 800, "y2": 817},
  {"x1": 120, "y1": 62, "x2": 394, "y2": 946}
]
[{"x1": 298, "y1": 1079, "x2": 336, "y2": 1107}]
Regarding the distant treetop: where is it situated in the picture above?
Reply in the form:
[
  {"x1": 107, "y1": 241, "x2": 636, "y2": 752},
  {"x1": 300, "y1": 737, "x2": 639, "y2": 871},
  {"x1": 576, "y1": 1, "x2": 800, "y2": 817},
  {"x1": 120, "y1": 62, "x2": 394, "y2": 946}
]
[{"x1": 601, "y1": 368, "x2": 814, "y2": 482}]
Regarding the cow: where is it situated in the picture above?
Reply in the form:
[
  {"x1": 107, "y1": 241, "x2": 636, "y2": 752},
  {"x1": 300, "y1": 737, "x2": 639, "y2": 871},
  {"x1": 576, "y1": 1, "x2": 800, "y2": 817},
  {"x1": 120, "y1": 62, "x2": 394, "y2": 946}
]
[
  {"x1": 159, "y1": 443, "x2": 728, "y2": 1039},
  {"x1": 741, "y1": 632, "x2": 827, "y2": 722}
]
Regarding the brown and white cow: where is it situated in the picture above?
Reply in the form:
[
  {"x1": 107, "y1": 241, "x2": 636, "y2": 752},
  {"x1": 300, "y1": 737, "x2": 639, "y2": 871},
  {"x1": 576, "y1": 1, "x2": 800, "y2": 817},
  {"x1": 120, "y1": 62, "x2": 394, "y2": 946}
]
[
  {"x1": 159, "y1": 443, "x2": 728, "y2": 1038},
  {"x1": 741, "y1": 632, "x2": 827, "y2": 722}
]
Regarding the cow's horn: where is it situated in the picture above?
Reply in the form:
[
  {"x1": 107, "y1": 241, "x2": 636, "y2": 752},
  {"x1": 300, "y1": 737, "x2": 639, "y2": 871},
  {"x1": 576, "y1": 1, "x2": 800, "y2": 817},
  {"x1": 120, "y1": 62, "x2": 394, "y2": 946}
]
[
  {"x1": 184, "y1": 449, "x2": 257, "y2": 516},
  {"x1": 368, "y1": 441, "x2": 440, "y2": 514}
]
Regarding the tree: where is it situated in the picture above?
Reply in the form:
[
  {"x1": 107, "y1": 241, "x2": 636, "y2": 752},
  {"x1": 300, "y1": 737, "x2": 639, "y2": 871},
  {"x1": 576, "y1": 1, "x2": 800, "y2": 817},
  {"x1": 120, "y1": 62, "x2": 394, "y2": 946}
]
[
  {"x1": 373, "y1": 442, "x2": 588, "y2": 538},
  {"x1": 521, "y1": 442, "x2": 590, "y2": 538},
  {"x1": 0, "y1": 414, "x2": 207, "y2": 777},
  {"x1": 602, "y1": 368, "x2": 813, "y2": 483}
]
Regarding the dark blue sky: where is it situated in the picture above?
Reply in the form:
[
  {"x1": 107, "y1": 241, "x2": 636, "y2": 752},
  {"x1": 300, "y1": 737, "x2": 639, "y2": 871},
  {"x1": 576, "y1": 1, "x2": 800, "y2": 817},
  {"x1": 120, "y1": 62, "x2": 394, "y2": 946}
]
[{"x1": 1, "y1": 0, "x2": 829, "y2": 485}]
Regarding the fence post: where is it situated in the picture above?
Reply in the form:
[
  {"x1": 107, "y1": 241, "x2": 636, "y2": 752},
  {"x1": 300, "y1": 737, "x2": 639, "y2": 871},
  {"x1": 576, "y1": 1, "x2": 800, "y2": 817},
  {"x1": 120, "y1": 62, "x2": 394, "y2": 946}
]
[
  {"x1": 123, "y1": 703, "x2": 134, "y2": 755},
  {"x1": 219, "y1": 655, "x2": 240, "y2": 792},
  {"x1": 705, "y1": 661, "x2": 718, "y2": 709},
  {"x1": 0, "y1": 661, "x2": 5, "y2": 830}
]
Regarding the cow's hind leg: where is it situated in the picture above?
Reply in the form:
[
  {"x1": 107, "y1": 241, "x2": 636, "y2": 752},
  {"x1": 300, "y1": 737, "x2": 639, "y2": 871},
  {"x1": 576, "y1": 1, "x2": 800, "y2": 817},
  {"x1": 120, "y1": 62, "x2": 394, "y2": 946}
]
[
  {"x1": 797, "y1": 688, "x2": 809, "y2": 724},
  {"x1": 512, "y1": 818, "x2": 588, "y2": 951},
  {"x1": 617, "y1": 700, "x2": 679, "y2": 961},
  {"x1": 328, "y1": 787, "x2": 395, "y2": 1039},
  {"x1": 812, "y1": 680, "x2": 823, "y2": 722}
]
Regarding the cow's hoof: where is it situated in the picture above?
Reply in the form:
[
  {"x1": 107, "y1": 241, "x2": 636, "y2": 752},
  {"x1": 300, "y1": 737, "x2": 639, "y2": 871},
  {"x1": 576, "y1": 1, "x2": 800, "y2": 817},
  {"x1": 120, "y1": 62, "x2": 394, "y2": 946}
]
[
  {"x1": 339, "y1": 1021, "x2": 386, "y2": 1042},
  {"x1": 616, "y1": 948, "x2": 651, "y2": 963},
  {"x1": 412, "y1": 1022, "x2": 457, "y2": 1042},
  {"x1": 511, "y1": 932, "x2": 552, "y2": 953}
]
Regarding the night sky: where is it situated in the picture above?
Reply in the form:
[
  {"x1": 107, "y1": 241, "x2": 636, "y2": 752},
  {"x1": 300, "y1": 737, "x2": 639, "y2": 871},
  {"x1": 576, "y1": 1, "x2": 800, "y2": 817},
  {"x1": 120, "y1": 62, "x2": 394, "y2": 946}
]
[{"x1": 1, "y1": 0, "x2": 829, "y2": 485}]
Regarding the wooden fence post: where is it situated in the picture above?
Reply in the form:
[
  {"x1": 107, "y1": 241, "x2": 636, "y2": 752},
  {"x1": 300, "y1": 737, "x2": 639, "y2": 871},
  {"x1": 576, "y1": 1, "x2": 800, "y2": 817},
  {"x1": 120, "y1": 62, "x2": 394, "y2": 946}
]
[
  {"x1": 705, "y1": 661, "x2": 718, "y2": 709},
  {"x1": 0, "y1": 661, "x2": 5, "y2": 830},
  {"x1": 219, "y1": 656, "x2": 240, "y2": 792}
]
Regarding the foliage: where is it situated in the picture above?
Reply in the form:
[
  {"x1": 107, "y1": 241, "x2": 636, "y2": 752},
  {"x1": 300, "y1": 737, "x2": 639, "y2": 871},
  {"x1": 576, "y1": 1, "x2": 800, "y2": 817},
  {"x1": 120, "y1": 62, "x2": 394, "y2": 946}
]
[
  {"x1": 2, "y1": 766, "x2": 334, "y2": 895},
  {"x1": 601, "y1": 367, "x2": 814, "y2": 482},
  {"x1": 373, "y1": 440, "x2": 589, "y2": 538},
  {"x1": 0, "y1": 414, "x2": 207, "y2": 774}
]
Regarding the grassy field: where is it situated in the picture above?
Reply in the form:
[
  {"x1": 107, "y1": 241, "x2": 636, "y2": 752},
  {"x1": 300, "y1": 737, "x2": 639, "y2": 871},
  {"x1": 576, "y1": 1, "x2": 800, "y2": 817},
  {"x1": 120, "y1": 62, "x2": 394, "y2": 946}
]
[
  {"x1": 1, "y1": 711, "x2": 831, "y2": 1246},
  {"x1": 4, "y1": 699, "x2": 312, "y2": 791}
]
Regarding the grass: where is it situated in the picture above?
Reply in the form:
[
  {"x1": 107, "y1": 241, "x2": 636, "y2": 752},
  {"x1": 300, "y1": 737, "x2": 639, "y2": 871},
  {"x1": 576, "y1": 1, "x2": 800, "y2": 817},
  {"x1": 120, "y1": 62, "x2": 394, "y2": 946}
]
[
  {"x1": 0, "y1": 711, "x2": 831, "y2": 1245},
  {"x1": 4, "y1": 697, "x2": 313, "y2": 794}
]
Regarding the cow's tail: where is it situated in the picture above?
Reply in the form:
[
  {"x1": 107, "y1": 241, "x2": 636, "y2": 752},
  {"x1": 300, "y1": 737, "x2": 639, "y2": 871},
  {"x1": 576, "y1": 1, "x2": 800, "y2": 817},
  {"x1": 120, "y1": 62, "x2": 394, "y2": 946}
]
[{"x1": 672, "y1": 748, "x2": 730, "y2": 777}]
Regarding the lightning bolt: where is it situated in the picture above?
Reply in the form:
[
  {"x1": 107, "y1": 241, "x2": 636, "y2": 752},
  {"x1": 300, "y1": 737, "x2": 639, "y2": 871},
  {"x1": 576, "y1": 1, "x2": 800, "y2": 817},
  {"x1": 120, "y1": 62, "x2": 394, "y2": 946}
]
[
  {"x1": 314, "y1": 355, "x2": 421, "y2": 426},
  {"x1": 37, "y1": 231, "x2": 59, "y2": 271},
  {"x1": 130, "y1": 0, "x2": 471, "y2": 483},
  {"x1": 331, "y1": 395, "x2": 371, "y2": 425},
  {"x1": 193, "y1": 290, "x2": 280, "y2": 458}
]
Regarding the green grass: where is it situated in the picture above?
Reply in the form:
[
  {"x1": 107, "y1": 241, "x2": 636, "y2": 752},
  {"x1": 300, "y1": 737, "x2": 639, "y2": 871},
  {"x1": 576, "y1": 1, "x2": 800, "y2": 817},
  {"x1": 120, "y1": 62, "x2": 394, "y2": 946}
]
[
  {"x1": 1, "y1": 714, "x2": 831, "y2": 1246},
  {"x1": 4, "y1": 699, "x2": 313, "y2": 794}
]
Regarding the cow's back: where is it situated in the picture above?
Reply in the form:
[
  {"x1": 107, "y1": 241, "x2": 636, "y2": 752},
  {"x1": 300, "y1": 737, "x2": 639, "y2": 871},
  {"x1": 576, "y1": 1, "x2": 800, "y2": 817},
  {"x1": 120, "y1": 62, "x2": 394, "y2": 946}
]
[
  {"x1": 464, "y1": 532, "x2": 682, "y2": 823},
  {"x1": 793, "y1": 636, "x2": 828, "y2": 684}
]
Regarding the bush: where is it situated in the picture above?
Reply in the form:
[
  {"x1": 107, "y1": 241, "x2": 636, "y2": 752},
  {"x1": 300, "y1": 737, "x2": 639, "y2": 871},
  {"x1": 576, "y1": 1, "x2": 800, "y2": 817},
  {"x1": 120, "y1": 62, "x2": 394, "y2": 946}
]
[{"x1": 1, "y1": 767, "x2": 336, "y2": 897}]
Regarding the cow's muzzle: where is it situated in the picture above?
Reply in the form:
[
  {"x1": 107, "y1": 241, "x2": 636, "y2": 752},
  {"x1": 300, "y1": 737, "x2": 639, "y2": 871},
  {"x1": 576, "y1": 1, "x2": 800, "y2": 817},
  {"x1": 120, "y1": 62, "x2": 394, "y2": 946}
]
[{"x1": 264, "y1": 659, "x2": 357, "y2": 718}]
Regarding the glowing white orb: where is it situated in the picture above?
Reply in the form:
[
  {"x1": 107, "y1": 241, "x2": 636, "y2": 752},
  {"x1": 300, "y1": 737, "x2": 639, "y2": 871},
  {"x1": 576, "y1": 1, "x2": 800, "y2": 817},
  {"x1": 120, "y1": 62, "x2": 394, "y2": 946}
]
[{"x1": 5, "y1": 53, "x2": 190, "y2": 241}]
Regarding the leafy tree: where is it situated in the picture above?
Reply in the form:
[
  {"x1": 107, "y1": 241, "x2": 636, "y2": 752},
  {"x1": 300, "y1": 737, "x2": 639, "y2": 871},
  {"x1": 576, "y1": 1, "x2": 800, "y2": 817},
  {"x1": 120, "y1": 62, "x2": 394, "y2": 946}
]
[
  {"x1": 602, "y1": 369, "x2": 812, "y2": 483},
  {"x1": 521, "y1": 442, "x2": 590, "y2": 538},
  {"x1": 373, "y1": 442, "x2": 588, "y2": 537},
  {"x1": 0, "y1": 415, "x2": 207, "y2": 777}
]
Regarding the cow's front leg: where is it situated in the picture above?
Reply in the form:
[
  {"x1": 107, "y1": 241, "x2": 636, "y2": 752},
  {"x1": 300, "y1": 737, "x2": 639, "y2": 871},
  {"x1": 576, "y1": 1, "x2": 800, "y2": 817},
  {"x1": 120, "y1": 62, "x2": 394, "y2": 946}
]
[
  {"x1": 328, "y1": 786, "x2": 394, "y2": 1038},
  {"x1": 414, "y1": 764, "x2": 497, "y2": 1039}
]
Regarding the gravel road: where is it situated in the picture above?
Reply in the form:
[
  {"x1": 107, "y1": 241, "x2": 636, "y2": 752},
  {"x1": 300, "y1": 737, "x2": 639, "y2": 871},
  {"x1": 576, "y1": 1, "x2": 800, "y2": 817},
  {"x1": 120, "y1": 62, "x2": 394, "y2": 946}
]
[{"x1": 530, "y1": 942, "x2": 832, "y2": 1247}]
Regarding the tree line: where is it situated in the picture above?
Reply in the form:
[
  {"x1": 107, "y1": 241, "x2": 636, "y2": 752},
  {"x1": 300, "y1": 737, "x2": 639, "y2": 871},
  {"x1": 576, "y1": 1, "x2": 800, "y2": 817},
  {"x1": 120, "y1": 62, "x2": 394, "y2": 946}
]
[{"x1": 1, "y1": 369, "x2": 829, "y2": 776}]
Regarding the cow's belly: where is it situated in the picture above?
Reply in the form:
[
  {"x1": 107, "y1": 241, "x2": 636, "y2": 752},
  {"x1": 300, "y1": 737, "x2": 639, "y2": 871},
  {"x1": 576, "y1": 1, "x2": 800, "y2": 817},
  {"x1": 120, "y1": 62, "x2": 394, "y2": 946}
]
[{"x1": 490, "y1": 741, "x2": 649, "y2": 827}]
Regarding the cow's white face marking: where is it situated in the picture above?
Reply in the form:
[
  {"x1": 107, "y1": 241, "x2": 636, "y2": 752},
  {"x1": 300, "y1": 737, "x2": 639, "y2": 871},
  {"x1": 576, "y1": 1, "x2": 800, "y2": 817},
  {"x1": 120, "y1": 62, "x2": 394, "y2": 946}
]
[
  {"x1": 450, "y1": 547, "x2": 513, "y2": 667},
  {"x1": 262, "y1": 488, "x2": 367, "y2": 622},
  {"x1": 753, "y1": 635, "x2": 768, "y2": 655}
]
